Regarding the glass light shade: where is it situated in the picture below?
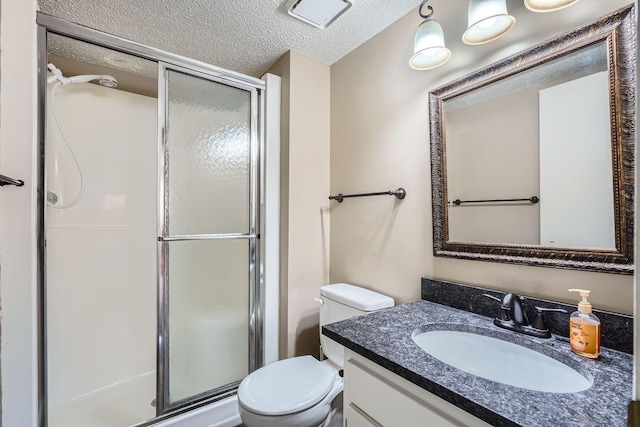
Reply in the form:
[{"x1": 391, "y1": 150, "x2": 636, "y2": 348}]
[
  {"x1": 410, "y1": 20, "x2": 451, "y2": 70},
  {"x1": 462, "y1": 0, "x2": 516, "y2": 45},
  {"x1": 524, "y1": 0, "x2": 580, "y2": 12}
]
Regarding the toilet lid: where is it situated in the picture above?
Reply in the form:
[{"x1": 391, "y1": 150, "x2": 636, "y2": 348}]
[{"x1": 238, "y1": 355, "x2": 337, "y2": 416}]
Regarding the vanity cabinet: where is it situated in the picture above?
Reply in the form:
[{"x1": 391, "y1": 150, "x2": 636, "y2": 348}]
[{"x1": 343, "y1": 349, "x2": 491, "y2": 427}]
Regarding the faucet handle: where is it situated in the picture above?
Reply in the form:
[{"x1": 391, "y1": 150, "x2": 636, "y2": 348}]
[
  {"x1": 532, "y1": 306, "x2": 568, "y2": 332},
  {"x1": 482, "y1": 294, "x2": 510, "y2": 321},
  {"x1": 482, "y1": 293, "x2": 501, "y2": 302}
]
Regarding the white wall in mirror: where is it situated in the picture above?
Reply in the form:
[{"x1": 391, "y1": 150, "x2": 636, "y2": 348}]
[{"x1": 539, "y1": 71, "x2": 614, "y2": 248}]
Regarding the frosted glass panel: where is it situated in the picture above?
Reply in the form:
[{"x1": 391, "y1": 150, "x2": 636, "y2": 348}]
[
  {"x1": 167, "y1": 70, "x2": 251, "y2": 235},
  {"x1": 167, "y1": 239, "x2": 249, "y2": 405}
]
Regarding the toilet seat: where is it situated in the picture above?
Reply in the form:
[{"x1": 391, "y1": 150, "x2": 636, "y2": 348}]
[{"x1": 238, "y1": 355, "x2": 338, "y2": 416}]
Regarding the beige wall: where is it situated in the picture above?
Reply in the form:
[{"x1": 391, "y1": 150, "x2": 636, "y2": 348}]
[
  {"x1": 330, "y1": 2, "x2": 633, "y2": 314},
  {"x1": 269, "y1": 51, "x2": 331, "y2": 358},
  {"x1": 447, "y1": 89, "x2": 540, "y2": 245}
]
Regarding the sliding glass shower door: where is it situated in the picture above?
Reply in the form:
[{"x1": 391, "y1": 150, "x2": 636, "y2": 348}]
[{"x1": 157, "y1": 64, "x2": 260, "y2": 412}]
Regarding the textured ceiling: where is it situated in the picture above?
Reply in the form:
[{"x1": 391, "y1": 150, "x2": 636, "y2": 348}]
[
  {"x1": 38, "y1": 0, "x2": 420, "y2": 77},
  {"x1": 39, "y1": 0, "x2": 628, "y2": 82}
]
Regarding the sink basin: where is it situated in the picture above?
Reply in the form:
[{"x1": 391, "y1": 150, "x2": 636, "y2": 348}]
[{"x1": 412, "y1": 330, "x2": 592, "y2": 393}]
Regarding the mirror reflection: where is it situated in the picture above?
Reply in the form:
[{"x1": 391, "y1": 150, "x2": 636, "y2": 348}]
[{"x1": 445, "y1": 41, "x2": 614, "y2": 249}]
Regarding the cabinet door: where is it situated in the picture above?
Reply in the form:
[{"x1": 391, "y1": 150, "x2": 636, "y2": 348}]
[{"x1": 346, "y1": 358, "x2": 459, "y2": 427}]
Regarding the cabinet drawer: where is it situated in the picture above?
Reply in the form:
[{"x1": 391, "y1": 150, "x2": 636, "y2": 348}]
[{"x1": 345, "y1": 358, "x2": 460, "y2": 427}]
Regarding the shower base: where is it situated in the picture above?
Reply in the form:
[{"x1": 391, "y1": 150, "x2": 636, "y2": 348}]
[
  {"x1": 49, "y1": 371, "x2": 156, "y2": 427},
  {"x1": 48, "y1": 371, "x2": 241, "y2": 427}
]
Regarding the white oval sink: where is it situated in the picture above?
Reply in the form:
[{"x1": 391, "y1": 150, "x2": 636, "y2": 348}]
[{"x1": 412, "y1": 330, "x2": 592, "y2": 393}]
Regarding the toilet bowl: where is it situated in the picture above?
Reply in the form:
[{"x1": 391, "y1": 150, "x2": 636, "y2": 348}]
[
  {"x1": 237, "y1": 283, "x2": 394, "y2": 427},
  {"x1": 238, "y1": 356, "x2": 343, "y2": 427}
]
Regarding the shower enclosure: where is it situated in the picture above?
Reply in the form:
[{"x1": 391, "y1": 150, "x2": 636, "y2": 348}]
[{"x1": 38, "y1": 14, "x2": 271, "y2": 427}]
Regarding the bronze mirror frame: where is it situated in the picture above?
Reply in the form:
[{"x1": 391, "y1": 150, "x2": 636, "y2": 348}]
[{"x1": 429, "y1": 5, "x2": 635, "y2": 274}]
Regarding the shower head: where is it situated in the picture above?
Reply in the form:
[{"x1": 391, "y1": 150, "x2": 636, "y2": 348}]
[{"x1": 98, "y1": 77, "x2": 118, "y2": 88}]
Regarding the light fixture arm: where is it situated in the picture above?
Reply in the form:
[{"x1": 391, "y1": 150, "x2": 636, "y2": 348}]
[{"x1": 418, "y1": 0, "x2": 434, "y2": 20}]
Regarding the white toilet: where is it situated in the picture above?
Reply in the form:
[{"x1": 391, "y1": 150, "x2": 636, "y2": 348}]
[{"x1": 237, "y1": 283, "x2": 394, "y2": 427}]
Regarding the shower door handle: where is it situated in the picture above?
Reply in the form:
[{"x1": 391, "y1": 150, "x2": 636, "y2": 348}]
[
  {"x1": 0, "y1": 174, "x2": 24, "y2": 187},
  {"x1": 158, "y1": 233, "x2": 257, "y2": 242}
]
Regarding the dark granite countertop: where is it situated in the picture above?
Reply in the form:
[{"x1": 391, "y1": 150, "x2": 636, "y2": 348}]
[{"x1": 323, "y1": 300, "x2": 633, "y2": 427}]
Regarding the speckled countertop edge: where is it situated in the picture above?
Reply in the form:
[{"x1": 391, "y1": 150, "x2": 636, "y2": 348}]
[{"x1": 323, "y1": 300, "x2": 633, "y2": 427}]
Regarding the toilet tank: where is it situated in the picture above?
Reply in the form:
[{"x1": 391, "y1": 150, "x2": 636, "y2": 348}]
[{"x1": 318, "y1": 283, "x2": 394, "y2": 368}]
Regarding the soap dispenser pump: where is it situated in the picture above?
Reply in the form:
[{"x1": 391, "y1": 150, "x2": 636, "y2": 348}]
[{"x1": 568, "y1": 289, "x2": 601, "y2": 358}]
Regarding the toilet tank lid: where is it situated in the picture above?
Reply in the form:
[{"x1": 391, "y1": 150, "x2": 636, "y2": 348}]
[{"x1": 320, "y1": 283, "x2": 394, "y2": 311}]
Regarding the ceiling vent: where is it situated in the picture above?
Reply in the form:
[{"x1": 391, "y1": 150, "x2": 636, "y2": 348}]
[{"x1": 285, "y1": 0, "x2": 354, "y2": 29}]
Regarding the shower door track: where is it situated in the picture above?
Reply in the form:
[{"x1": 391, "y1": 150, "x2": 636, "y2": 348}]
[{"x1": 36, "y1": 13, "x2": 266, "y2": 427}]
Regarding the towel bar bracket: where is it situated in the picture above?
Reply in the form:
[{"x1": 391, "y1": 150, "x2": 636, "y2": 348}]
[{"x1": 0, "y1": 174, "x2": 24, "y2": 187}]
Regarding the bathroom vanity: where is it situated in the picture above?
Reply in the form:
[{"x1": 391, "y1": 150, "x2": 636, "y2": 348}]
[
  {"x1": 323, "y1": 280, "x2": 633, "y2": 427},
  {"x1": 344, "y1": 350, "x2": 490, "y2": 426}
]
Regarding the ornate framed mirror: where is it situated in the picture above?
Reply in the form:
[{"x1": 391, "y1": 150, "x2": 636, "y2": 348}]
[{"x1": 429, "y1": 5, "x2": 635, "y2": 274}]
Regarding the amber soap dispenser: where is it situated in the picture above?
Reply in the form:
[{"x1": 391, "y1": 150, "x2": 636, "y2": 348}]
[{"x1": 568, "y1": 289, "x2": 601, "y2": 358}]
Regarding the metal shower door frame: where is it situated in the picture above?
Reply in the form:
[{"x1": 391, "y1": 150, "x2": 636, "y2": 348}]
[{"x1": 36, "y1": 13, "x2": 266, "y2": 427}]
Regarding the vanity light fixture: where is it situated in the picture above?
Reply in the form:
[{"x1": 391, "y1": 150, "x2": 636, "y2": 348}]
[
  {"x1": 409, "y1": 0, "x2": 451, "y2": 70},
  {"x1": 462, "y1": 0, "x2": 516, "y2": 45},
  {"x1": 524, "y1": 0, "x2": 580, "y2": 13}
]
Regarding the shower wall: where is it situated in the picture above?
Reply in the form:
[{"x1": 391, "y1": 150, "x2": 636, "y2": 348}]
[{"x1": 46, "y1": 81, "x2": 157, "y2": 423}]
